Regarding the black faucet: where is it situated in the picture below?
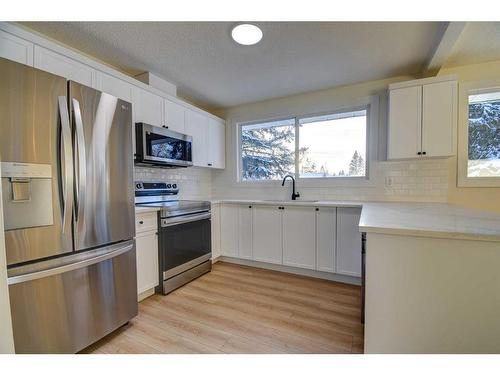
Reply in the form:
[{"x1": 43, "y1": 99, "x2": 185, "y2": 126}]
[{"x1": 281, "y1": 175, "x2": 300, "y2": 200}]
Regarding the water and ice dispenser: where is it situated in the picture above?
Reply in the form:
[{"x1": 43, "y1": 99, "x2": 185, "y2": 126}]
[{"x1": 1, "y1": 162, "x2": 53, "y2": 230}]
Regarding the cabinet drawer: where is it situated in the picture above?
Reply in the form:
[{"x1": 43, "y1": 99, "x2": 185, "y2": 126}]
[{"x1": 135, "y1": 212, "x2": 158, "y2": 234}]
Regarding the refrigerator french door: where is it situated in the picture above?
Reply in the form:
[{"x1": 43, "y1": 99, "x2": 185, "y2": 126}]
[{"x1": 0, "y1": 58, "x2": 137, "y2": 353}]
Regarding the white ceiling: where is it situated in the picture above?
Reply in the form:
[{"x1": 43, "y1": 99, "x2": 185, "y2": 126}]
[
  {"x1": 445, "y1": 22, "x2": 500, "y2": 67},
  {"x1": 20, "y1": 22, "x2": 455, "y2": 109}
]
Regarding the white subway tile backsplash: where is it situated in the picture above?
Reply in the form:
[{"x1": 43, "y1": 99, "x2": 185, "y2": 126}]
[{"x1": 134, "y1": 166, "x2": 212, "y2": 200}]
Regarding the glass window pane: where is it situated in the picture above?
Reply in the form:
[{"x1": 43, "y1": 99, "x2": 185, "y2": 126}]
[
  {"x1": 468, "y1": 91, "x2": 500, "y2": 178},
  {"x1": 241, "y1": 118, "x2": 295, "y2": 181},
  {"x1": 299, "y1": 110, "x2": 367, "y2": 178}
]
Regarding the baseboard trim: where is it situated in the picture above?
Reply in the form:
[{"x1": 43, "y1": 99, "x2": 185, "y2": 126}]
[
  {"x1": 138, "y1": 287, "x2": 155, "y2": 302},
  {"x1": 219, "y1": 256, "x2": 361, "y2": 286}
]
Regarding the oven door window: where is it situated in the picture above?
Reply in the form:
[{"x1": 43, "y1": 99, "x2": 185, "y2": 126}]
[
  {"x1": 160, "y1": 218, "x2": 211, "y2": 271},
  {"x1": 145, "y1": 131, "x2": 192, "y2": 162}
]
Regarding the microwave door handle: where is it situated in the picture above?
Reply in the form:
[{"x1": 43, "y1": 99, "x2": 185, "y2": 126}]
[
  {"x1": 72, "y1": 98, "x2": 86, "y2": 227},
  {"x1": 58, "y1": 96, "x2": 74, "y2": 234}
]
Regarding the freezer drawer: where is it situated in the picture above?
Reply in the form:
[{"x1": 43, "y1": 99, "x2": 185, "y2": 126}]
[{"x1": 7, "y1": 240, "x2": 138, "y2": 353}]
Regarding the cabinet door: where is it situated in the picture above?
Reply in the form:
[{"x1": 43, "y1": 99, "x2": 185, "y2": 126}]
[
  {"x1": 282, "y1": 206, "x2": 316, "y2": 269},
  {"x1": 34, "y1": 45, "x2": 94, "y2": 86},
  {"x1": 388, "y1": 86, "x2": 422, "y2": 159},
  {"x1": 165, "y1": 99, "x2": 186, "y2": 133},
  {"x1": 185, "y1": 109, "x2": 209, "y2": 167},
  {"x1": 95, "y1": 71, "x2": 132, "y2": 102},
  {"x1": 136, "y1": 230, "x2": 159, "y2": 295},
  {"x1": 211, "y1": 204, "x2": 221, "y2": 259},
  {"x1": 316, "y1": 207, "x2": 336, "y2": 273},
  {"x1": 252, "y1": 206, "x2": 282, "y2": 264},
  {"x1": 208, "y1": 118, "x2": 225, "y2": 169},
  {"x1": 220, "y1": 204, "x2": 238, "y2": 257},
  {"x1": 0, "y1": 29, "x2": 33, "y2": 66},
  {"x1": 238, "y1": 205, "x2": 253, "y2": 259},
  {"x1": 336, "y1": 207, "x2": 362, "y2": 277},
  {"x1": 131, "y1": 86, "x2": 163, "y2": 126},
  {"x1": 422, "y1": 81, "x2": 457, "y2": 157}
]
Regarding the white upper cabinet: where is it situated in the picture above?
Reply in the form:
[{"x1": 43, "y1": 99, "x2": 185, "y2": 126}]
[
  {"x1": 208, "y1": 118, "x2": 226, "y2": 169},
  {"x1": 0, "y1": 29, "x2": 33, "y2": 66},
  {"x1": 388, "y1": 86, "x2": 422, "y2": 159},
  {"x1": 252, "y1": 206, "x2": 283, "y2": 265},
  {"x1": 336, "y1": 207, "x2": 362, "y2": 277},
  {"x1": 388, "y1": 77, "x2": 457, "y2": 160},
  {"x1": 282, "y1": 206, "x2": 316, "y2": 269},
  {"x1": 422, "y1": 80, "x2": 457, "y2": 158},
  {"x1": 316, "y1": 207, "x2": 337, "y2": 273},
  {"x1": 185, "y1": 109, "x2": 209, "y2": 167},
  {"x1": 164, "y1": 99, "x2": 186, "y2": 133},
  {"x1": 34, "y1": 45, "x2": 95, "y2": 86},
  {"x1": 95, "y1": 71, "x2": 132, "y2": 102},
  {"x1": 131, "y1": 85, "x2": 163, "y2": 126}
]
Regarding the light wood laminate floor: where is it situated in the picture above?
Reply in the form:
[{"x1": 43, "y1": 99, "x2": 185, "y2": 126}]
[{"x1": 82, "y1": 261, "x2": 364, "y2": 354}]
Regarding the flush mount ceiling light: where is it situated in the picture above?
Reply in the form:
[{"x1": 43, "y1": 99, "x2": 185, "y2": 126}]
[{"x1": 231, "y1": 24, "x2": 263, "y2": 46}]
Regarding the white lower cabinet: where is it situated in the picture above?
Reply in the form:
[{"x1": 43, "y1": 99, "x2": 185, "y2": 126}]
[
  {"x1": 211, "y1": 204, "x2": 221, "y2": 259},
  {"x1": 238, "y1": 205, "x2": 253, "y2": 259},
  {"x1": 316, "y1": 207, "x2": 337, "y2": 273},
  {"x1": 135, "y1": 230, "x2": 159, "y2": 296},
  {"x1": 282, "y1": 206, "x2": 316, "y2": 269},
  {"x1": 336, "y1": 207, "x2": 362, "y2": 277},
  {"x1": 220, "y1": 204, "x2": 238, "y2": 257},
  {"x1": 135, "y1": 212, "x2": 159, "y2": 301},
  {"x1": 218, "y1": 203, "x2": 362, "y2": 281},
  {"x1": 252, "y1": 205, "x2": 283, "y2": 264}
]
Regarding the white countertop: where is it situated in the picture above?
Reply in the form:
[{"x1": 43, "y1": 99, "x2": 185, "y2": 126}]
[
  {"x1": 211, "y1": 199, "x2": 363, "y2": 208},
  {"x1": 359, "y1": 202, "x2": 500, "y2": 242},
  {"x1": 212, "y1": 199, "x2": 500, "y2": 242},
  {"x1": 136, "y1": 199, "x2": 500, "y2": 242}
]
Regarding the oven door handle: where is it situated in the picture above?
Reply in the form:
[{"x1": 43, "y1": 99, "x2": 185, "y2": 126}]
[{"x1": 161, "y1": 212, "x2": 211, "y2": 227}]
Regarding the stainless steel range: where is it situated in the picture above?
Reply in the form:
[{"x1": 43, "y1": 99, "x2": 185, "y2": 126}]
[{"x1": 135, "y1": 182, "x2": 211, "y2": 294}]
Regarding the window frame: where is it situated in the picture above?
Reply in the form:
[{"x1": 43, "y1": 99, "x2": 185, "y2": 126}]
[
  {"x1": 237, "y1": 104, "x2": 371, "y2": 185},
  {"x1": 458, "y1": 79, "x2": 500, "y2": 188}
]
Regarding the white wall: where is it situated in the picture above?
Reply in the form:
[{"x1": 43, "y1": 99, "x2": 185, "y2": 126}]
[
  {"x1": 212, "y1": 76, "x2": 449, "y2": 203},
  {"x1": 0, "y1": 162, "x2": 15, "y2": 353}
]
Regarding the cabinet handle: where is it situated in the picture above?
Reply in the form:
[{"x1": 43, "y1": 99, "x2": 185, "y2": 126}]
[
  {"x1": 162, "y1": 125, "x2": 168, "y2": 129},
  {"x1": 422, "y1": 151, "x2": 427, "y2": 155},
  {"x1": 248, "y1": 205, "x2": 252, "y2": 208},
  {"x1": 315, "y1": 208, "x2": 319, "y2": 211},
  {"x1": 139, "y1": 220, "x2": 144, "y2": 224},
  {"x1": 155, "y1": 232, "x2": 158, "y2": 236},
  {"x1": 207, "y1": 163, "x2": 213, "y2": 166},
  {"x1": 417, "y1": 151, "x2": 422, "y2": 155}
]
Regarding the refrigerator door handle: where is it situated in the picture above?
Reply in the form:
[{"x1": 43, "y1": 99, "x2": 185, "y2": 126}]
[
  {"x1": 72, "y1": 98, "x2": 86, "y2": 226},
  {"x1": 58, "y1": 96, "x2": 74, "y2": 234},
  {"x1": 7, "y1": 241, "x2": 134, "y2": 285}
]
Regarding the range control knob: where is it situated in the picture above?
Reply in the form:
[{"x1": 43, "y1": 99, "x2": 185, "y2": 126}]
[
  {"x1": 166, "y1": 184, "x2": 172, "y2": 189},
  {"x1": 172, "y1": 184, "x2": 177, "y2": 189},
  {"x1": 135, "y1": 183, "x2": 142, "y2": 190}
]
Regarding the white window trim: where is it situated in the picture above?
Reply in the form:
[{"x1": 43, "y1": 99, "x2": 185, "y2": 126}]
[
  {"x1": 457, "y1": 79, "x2": 500, "y2": 188},
  {"x1": 236, "y1": 97, "x2": 379, "y2": 188}
]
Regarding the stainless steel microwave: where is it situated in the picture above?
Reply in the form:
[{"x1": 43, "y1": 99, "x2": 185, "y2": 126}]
[{"x1": 135, "y1": 123, "x2": 193, "y2": 167}]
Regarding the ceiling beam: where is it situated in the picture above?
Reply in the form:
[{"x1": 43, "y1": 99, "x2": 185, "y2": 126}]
[{"x1": 423, "y1": 22, "x2": 467, "y2": 76}]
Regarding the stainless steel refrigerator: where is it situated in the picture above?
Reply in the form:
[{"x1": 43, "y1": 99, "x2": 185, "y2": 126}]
[{"x1": 0, "y1": 57, "x2": 137, "y2": 353}]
